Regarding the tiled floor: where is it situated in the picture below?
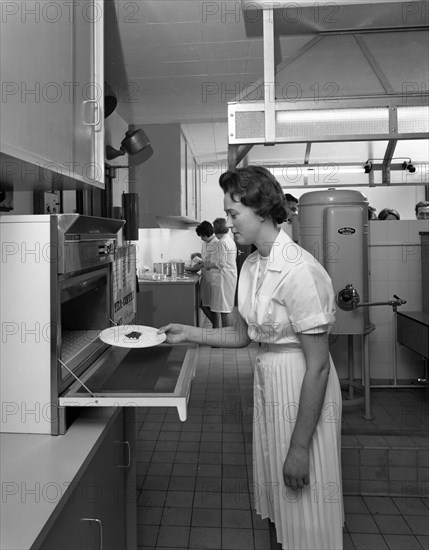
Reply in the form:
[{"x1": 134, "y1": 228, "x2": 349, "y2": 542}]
[{"x1": 136, "y1": 343, "x2": 429, "y2": 550}]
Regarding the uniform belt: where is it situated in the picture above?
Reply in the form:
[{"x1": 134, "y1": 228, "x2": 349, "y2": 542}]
[{"x1": 258, "y1": 343, "x2": 302, "y2": 352}]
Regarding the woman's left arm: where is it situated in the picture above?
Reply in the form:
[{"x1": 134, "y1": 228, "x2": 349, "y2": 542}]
[{"x1": 283, "y1": 332, "x2": 331, "y2": 490}]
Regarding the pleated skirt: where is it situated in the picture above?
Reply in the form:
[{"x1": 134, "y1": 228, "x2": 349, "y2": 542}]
[{"x1": 253, "y1": 347, "x2": 344, "y2": 550}]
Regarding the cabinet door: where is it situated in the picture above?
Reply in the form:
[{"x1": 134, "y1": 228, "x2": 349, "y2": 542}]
[
  {"x1": 0, "y1": 3, "x2": 74, "y2": 168},
  {"x1": 186, "y1": 144, "x2": 196, "y2": 219},
  {"x1": 0, "y1": 1, "x2": 104, "y2": 189},
  {"x1": 88, "y1": 411, "x2": 127, "y2": 550},
  {"x1": 39, "y1": 411, "x2": 128, "y2": 550},
  {"x1": 73, "y1": 0, "x2": 105, "y2": 187},
  {"x1": 137, "y1": 283, "x2": 198, "y2": 327},
  {"x1": 180, "y1": 132, "x2": 187, "y2": 215}
]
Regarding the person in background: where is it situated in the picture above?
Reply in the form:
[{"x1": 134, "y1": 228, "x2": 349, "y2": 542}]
[
  {"x1": 281, "y1": 193, "x2": 299, "y2": 242},
  {"x1": 159, "y1": 165, "x2": 343, "y2": 550},
  {"x1": 368, "y1": 205, "x2": 377, "y2": 220},
  {"x1": 415, "y1": 201, "x2": 429, "y2": 219},
  {"x1": 195, "y1": 221, "x2": 220, "y2": 328},
  {"x1": 284, "y1": 192, "x2": 299, "y2": 222},
  {"x1": 207, "y1": 217, "x2": 238, "y2": 327},
  {"x1": 378, "y1": 208, "x2": 400, "y2": 220}
]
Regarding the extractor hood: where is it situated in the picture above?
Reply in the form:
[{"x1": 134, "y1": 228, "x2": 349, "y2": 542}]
[
  {"x1": 155, "y1": 215, "x2": 200, "y2": 229},
  {"x1": 228, "y1": 1, "x2": 429, "y2": 185}
]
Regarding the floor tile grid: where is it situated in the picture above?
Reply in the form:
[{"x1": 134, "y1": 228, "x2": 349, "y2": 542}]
[
  {"x1": 136, "y1": 345, "x2": 429, "y2": 550},
  {"x1": 136, "y1": 345, "x2": 270, "y2": 550},
  {"x1": 341, "y1": 388, "x2": 429, "y2": 435}
]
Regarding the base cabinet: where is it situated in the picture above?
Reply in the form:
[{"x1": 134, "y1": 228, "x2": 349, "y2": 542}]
[
  {"x1": 397, "y1": 312, "x2": 429, "y2": 360},
  {"x1": 38, "y1": 409, "x2": 136, "y2": 550},
  {"x1": 137, "y1": 281, "x2": 199, "y2": 327}
]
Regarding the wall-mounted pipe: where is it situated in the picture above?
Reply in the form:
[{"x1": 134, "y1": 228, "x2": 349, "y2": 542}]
[{"x1": 336, "y1": 284, "x2": 407, "y2": 312}]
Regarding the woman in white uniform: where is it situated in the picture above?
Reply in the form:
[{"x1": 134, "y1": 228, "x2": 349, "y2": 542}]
[
  {"x1": 159, "y1": 166, "x2": 344, "y2": 550},
  {"x1": 209, "y1": 217, "x2": 237, "y2": 327},
  {"x1": 195, "y1": 221, "x2": 220, "y2": 328}
]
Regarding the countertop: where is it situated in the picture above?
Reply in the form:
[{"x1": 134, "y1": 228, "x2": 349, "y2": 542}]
[
  {"x1": 397, "y1": 310, "x2": 429, "y2": 326},
  {"x1": 138, "y1": 273, "x2": 199, "y2": 285},
  {"x1": 0, "y1": 408, "x2": 119, "y2": 550}
]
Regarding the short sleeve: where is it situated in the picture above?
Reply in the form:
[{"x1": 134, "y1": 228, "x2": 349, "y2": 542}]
[{"x1": 283, "y1": 262, "x2": 336, "y2": 334}]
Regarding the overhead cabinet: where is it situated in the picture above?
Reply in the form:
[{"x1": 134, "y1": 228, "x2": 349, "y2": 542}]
[
  {"x1": 129, "y1": 124, "x2": 200, "y2": 227},
  {"x1": 0, "y1": 0, "x2": 105, "y2": 190}
]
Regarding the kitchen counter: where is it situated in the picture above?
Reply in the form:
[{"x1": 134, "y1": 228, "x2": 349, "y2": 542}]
[
  {"x1": 397, "y1": 311, "x2": 429, "y2": 326},
  {"x1": 0, "y1": 408, "x2": 129, "y2": 550},
  {"x1": 138, "y1": 273, "x2": 199, "y2": 284},
  {"x1": 137, "y1": 275, "x2": 200, "y2": 326},
  {"x1": 397, "y1": 311, "x2": 429, "y2": 360}
]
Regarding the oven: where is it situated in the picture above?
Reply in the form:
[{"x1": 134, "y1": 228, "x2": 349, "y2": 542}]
[
  {"x1": 0, "y1": 214, "x2": 198, "y2": 436},
  {"x1": 54, "y1": 215, "x2": 121, "y2": 392},
  {"x1": 57, "y1": 263, "x2": 111, "y2": 392}
]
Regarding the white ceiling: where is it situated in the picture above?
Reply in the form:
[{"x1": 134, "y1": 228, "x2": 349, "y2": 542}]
[{"x1": 105, "y1": 0, "x2": 428, "y2": 165}]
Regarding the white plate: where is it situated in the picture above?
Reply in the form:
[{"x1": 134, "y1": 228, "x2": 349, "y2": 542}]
[{"x1": 99, "y1": 325, "x2": 166, "y2": 348}]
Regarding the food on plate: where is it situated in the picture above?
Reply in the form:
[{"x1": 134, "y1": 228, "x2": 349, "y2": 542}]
[
  {"x1": 99, "y1": 325, "x2": 166, "y2": 348},
  {"x1": 125, "y1": 331, "x2": 142, "y2": 340}
]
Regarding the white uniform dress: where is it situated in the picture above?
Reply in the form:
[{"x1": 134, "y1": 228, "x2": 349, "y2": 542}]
[
  {"x1": 199, "y1": 236, "x2": 218, "y2": 307},
  {"x1": 210, "y1": 232, "x2": 237, "y2": 313},
  {"x1": 238, "y1": 229, "x2": 344, "y2": 550}
]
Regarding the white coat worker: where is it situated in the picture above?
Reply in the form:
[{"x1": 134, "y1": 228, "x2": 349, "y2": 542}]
[
  {"x1": 208, "y1": 217, "x2": 237, "y2": 327},
  {"x1": 195, "y1": 221, "x2": 220, "y2": 328}
]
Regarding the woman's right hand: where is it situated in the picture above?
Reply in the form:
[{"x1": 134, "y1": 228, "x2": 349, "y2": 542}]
[{"x1": 157, "y1": 323, "x2": 189, "y2": 344}]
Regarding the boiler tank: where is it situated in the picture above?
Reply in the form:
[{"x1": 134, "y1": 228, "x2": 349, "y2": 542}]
[{"x1": 298, "y1": 189, "x2": 370, "y2": 335}]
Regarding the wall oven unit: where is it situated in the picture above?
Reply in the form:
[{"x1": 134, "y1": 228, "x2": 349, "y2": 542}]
[{"x1": 1, "y1": 214, "x2": 197, "y2": 435}]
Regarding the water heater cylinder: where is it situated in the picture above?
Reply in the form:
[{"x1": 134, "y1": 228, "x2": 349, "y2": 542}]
[{"x1": 298, "y1": 189, "x2": 370, "y2": 335}]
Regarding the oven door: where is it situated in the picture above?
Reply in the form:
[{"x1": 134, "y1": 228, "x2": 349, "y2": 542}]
[
  {"x1": 58, "y1": 265, "x2": 111, "y2": 391},
  {"x1": 59, "y1": 344, "x2": 198, "y2": 421}
]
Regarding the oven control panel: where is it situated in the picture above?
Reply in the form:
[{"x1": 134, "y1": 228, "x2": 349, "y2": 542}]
[{"x1": 60, "y1": 238, "x2": 117, "y2": 274}]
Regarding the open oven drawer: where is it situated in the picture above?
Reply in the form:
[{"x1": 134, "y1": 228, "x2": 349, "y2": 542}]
[{"x1": 59, "y1": 344, "x2": 198, "y2": 421}]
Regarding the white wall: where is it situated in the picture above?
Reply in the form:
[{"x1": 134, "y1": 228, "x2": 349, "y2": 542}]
[
  {"x1": 330, "y1": 219, "x2": 429, "y2": 383},
  {"x1": 200, "y1": 161, "x2": 229, "y2": 222},
  {"x1": 0, "y1": 192, "x2": 33, "y2": 215},
  {"x1": 135, "y1": 228, "x2": 201, "y2": 275}
]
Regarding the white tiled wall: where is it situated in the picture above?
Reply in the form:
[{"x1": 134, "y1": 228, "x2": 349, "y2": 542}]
[
  {"x1": 135, "y1": 228, "x2": 201, "y2": 274},
  {"x1": 368, "y1": 220, "x2": 428, "y2": 382},
  {"x1": 332, "y1": 219, "x2": 429, "y2": 383}
]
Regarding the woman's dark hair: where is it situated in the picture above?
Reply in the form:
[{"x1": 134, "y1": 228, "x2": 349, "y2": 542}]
[
  {"x1": 378, "y1": 208, "x2": 400, "y2": 220},
  {"x1": 213, "y1": 217, "x2": 228, "y2": 234},
  {"x1": 196, "y1": 220, "x2": 214, "y2": 238},
  {"x1": 415, "y1": 201, "x2": 429, "y2": 216},
  {"x1": 284, "y1": 193, "x2": 298, "y2": 203},
  {"x1": 219, "y1": 166, "x2": 287, "y2": 224}
]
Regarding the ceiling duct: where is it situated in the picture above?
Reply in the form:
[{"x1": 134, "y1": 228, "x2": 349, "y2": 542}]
[{"x1": 228, "y1": 2, "x2": 429, "y2": 183}]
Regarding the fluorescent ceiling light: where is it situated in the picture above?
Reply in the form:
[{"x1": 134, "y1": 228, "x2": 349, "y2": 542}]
[
  {"x1": 276, "y1": 108, "x2": 387, "y2": 124},
  {"x1": 270, "y1": 165, "x2": 366, "y2": 177}
]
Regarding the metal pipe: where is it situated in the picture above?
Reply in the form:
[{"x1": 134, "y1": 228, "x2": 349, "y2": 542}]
[
  {"x1": 392, "y1": 311, "x2": 398, "y2": 386},
  {"x1": 362, "y1": 333, "x2": 373, "y2": 420}
]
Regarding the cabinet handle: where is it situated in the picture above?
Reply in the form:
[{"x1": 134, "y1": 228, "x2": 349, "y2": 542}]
[
  {"x1": 118, "y1": 440, "x2": 131, "y2": 469},
  {"x1": 81, "y1": 518, "x2": 103, "y2": 550},
  {"x1": 82, "y1": 100, "x2": 101, "y2": 126}
]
